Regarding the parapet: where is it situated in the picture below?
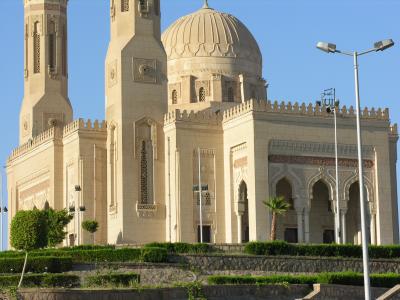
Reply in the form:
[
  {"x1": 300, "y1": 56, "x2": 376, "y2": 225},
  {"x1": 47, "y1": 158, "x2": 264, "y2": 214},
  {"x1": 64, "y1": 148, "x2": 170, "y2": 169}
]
[
  {"x1": 8, "y1": 126, "x2": 59, "y2": 162},
  {"x1": 390, "y1": 124, "x2": 398, "y2": 138},
  {"x1": 164, "y1": 109, "x2": 222, "y2": 126},
  {"x1": 223, "y1": 99, "x2": 390, "y2": 123},
  {"x1": 8, "y1": 119, "x2": 107, "y2": 162},
  {"x1": 63, "y1": 118, "x2": 107, "y2": 137}
]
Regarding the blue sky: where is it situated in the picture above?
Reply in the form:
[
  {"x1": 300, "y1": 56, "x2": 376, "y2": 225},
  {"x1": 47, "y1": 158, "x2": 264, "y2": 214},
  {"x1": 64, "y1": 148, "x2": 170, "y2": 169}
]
[{"x1": 0, "y1": 0, "x2": 399, "y2": 248}]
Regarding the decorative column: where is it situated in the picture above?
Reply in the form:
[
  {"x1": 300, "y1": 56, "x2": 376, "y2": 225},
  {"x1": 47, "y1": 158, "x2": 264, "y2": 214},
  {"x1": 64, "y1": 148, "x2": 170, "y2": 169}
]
[
  {"x1": 341, "y1": 208, "x2": 347, "y2": 244},
  {"x1": 304, "y1": 207, "x2": 310, "y2": 243},
  {"x1": 296, "y1": 208, "x2": 304, "y2": 243},
  {"x1": 237, "y1": 214, "x2": 243, "y2": 243},
  {"x1": 369, "y1": 203, "x2": 377, "y2": 245}
]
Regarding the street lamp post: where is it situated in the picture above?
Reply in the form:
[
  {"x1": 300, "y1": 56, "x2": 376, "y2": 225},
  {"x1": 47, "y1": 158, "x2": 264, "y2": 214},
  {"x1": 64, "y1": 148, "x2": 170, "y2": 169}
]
[
  {"x1": 319, "y1": 88, "x2": 341, "y2": 244},
  {"x1": 198, "y1": 147, "x2": 203, "y2": 243},
  {"x1": 316, "y1": 39, "x2": 395, "y2": 300}
]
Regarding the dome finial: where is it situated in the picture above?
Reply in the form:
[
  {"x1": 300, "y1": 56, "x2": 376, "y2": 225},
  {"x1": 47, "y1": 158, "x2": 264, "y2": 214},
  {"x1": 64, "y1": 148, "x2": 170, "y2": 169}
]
[{"x1": 202, "y1": 0, "x2": 210, "y2": 9}]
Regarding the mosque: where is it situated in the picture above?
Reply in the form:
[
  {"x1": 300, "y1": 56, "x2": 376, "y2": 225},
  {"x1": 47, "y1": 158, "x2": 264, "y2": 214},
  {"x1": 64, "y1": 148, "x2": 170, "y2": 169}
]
[{"x1": 6, "y1": 0, "x2": 399, "y2": 246}]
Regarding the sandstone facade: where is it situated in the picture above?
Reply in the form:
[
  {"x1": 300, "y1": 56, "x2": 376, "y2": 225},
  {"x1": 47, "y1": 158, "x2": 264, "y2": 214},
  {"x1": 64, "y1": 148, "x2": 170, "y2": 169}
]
[{"x1": 6, "y1": 0, "x2": 399, "y2": 246}]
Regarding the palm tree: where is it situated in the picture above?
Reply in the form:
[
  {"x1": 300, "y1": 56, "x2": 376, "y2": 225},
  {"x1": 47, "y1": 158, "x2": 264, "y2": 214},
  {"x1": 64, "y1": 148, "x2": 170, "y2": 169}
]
[{"x1": 263, "y1": 196, "x2": 291, "y2": 241}]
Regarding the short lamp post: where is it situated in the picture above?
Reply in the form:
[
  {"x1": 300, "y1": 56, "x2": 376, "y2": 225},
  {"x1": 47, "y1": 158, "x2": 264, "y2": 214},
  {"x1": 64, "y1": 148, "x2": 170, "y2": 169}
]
[
  {"x1": 0, "y1": 206, "x2": 8, "y2": 252},
  {"x1": 69, "y1": 185, "x2": 85, "y2": 246},
  {"x1": 316, "y1": 39, "x2": 395, "y2": 300}
]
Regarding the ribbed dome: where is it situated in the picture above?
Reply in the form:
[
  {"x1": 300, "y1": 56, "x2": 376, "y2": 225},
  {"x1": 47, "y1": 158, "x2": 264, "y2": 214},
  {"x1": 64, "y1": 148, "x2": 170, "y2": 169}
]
[{"x1": 162, "y1": 2, "x2": 262, "y2": 70}]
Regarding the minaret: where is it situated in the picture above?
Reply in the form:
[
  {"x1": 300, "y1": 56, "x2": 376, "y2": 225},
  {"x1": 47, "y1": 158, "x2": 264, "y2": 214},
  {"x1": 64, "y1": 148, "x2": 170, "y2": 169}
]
[
  {"x1": 20, "y1": 0, "x2": 73, "y2": 144},
  {"x1": 105, "y1": 0, "x2": 167, "y2": 243}
]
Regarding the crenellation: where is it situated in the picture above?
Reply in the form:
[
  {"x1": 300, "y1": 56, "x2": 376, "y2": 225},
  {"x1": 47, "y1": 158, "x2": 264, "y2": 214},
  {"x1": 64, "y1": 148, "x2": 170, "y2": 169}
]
[
  {"x1": 8, "y1": 126, "x2": 57, "y2": 162},
  {"x1": 164, "y1": 109, "x2": 222, "y2": 126},
  {"x1": 390, "y1": 124, "x2": 398, "y2": 136},
  {"x1": 222, "y1": 99, "x2": 391, "y2": 123}
]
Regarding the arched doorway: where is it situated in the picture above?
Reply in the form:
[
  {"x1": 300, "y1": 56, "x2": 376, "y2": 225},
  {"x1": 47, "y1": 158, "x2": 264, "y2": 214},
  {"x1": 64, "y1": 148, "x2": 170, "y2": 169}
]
[
  {"x1": 309, "y1": 180, "x2": 334, "y2": 243},
  {"x1": 239, "y1": 181, "x2": 249, "y2": 243},
  {"x1": 275, "y1": 178, "x2": 297, "y2": 242},
  {"x1": 346, "y1": 182, "x2": 362, "y2": 244}
]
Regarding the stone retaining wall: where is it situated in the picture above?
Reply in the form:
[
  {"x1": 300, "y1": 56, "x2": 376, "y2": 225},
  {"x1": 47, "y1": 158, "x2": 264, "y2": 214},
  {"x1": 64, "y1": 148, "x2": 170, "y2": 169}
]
[
  {"x1": 302, "y1": 284, "x2": 388, "y2": 300},
  {"x1": 17, "y1": 285, "x2": 311, "y2": 300},
  {"x1": 171, "y1": 254, "x2": 400, "y2": 274}
]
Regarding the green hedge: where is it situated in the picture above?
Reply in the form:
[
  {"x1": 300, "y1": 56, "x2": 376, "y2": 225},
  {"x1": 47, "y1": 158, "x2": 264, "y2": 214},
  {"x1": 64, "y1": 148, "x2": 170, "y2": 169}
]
[
  {"x1": 69, "y1": 248, "x2": 142, "y2": 263},
  {"x1": 0, "y1": 256, "x2": 72, "y2": 273},
  {"x1": 86, "y1": 273, "x2": 140, "y2": 287},
  {"x1": 244, "y1": 241, "x2": 400, "y2": 259},
  {"x1": 145, "y1": 242, "x2": 213, "y2": 254},
  {"x1": 0, "y1": 274, "x2": 80, "y2": 288},
  {"x1": 208, "y1": 272, "x2": 400, "y2": 288},
  {"x1": 141, "y1": 247, "x2": 167, "y2": 263},
  {"x1": 60, "y1": 245, "x2": 115, "y2": 251},
  {"x1": 0, "y1": 247, "x2": 168, "y2": 264}
]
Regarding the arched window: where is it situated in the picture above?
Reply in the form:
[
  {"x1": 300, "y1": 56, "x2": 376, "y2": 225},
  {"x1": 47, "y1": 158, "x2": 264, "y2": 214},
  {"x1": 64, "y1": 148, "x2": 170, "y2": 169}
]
[
  {"x1": 227, "y1": 87, "x2": 234, "y2": 102},
  {"x1": 48, "y1": 21, "x2": 56, "y2": 71},
  {"x1": 121, "y1": 0, "x2": 129, "y2": 12},
  {"x1": 139, "y1": 0, "x2": 148, "y2": 12},
  {"x1": 33, "y1": 22, "x2": 40, "y2": 74},
  {"x1": 140, "y1": 140, "x2": 148, "y2": 203},
  {"x1": 25, "y1": 24, "x2": 28, "y2": 75},
  {"x1": 276, "y1": 178, "x2": 294, "y2": 209},
  {"x1": 154, "y1": 0, "x2": 160, "y2": 15},
  {"x1": 199, "y1": 87, "x2": 206, "y2": 102},
  {"x1": 62, "y1": 24, "x2": 67, "y2": 76},
  {"x1": 172, "y1": 90, "x2": 178, "y2": 104},
  {"x1": 251, "y1": 90, "x2": 256, "y2": 99}
]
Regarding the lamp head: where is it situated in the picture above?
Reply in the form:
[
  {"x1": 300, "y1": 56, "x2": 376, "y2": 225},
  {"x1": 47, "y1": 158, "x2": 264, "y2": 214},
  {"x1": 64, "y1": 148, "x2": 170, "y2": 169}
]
[
  {"x1": 317, "y1": 42, "x2": 337, "y2": 53},
  {"x1": 374, "y1": 39, "x2": 395, "y2": 51}
]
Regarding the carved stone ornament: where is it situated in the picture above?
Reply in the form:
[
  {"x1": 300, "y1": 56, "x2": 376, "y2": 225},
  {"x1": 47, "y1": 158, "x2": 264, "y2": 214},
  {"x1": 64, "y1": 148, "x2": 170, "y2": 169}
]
[
  {"x1": 108, "y1": 60, "x2": 118, "y2": 87},
  {"x1": 132, "y1": 58, "x2": 157, "y2": 84},
  {"x1": 269, "y1": 155, "x2": 374, "y2": 169}
]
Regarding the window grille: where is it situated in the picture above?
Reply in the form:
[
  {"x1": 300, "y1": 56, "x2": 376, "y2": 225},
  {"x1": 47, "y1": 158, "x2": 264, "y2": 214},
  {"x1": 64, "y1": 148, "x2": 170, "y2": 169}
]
[
  {"x1": 121, "y1": 0, "x2": 129, "y2": 12},
  {"x1": 62, "y1": 25, "x2": 67, "y2": 76},
  {"x1": 227, "y1": 87, "x2": 234, "y2": 102},
  {"x1": 199, "y1": 87, "x2": 206, "y2": 102},
  {"x1": 140, "y1": 140, "x2": 148, "y2": 204},
  {"x1": 154, "y1": 0, "x2": 160, "y2": 15},
  {"x1": 33, "y1": 22, "x2": 40, "y2": 74},
  {"x1": 172, "y1": 90, "x2": 178, "y2": 104},
  {"x1": 139, "y1": 0, "x2": 148, "y2": 12},
  {"x1": 48, "y1": 22, "x2": 56, "y2": 71}
]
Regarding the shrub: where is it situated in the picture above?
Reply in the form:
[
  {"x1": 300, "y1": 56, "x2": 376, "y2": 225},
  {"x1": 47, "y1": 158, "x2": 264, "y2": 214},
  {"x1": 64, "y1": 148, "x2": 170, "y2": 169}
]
[
  {"x1": 141, "y1": 247, "x2": 168, "y2": 263},
  {"x1": 86, "y1": 273, "x2": 140, "y2": 287},
  {"x1": 43, "y1": 209, "x2": 73, "y2": 247},
  {"x1": 144, "y1": 242, "x2": 213, "y2": 254},
  {"x1": 0, "y1": 274, "x2": 80, "y2": 288},
  {"x1": 208, "y1": 273, "x2": 400, "y2": 288},
  {"x1": 10, "y1": 210, "x2": 47, "y2": 251},
  {"x1": 0, "y1": 256, "x2": 72, "y2": 274},
  {"x1": 68, "y1": 248, "x2": 142, "y2": 263},
  {"x1": 208, "y1": 274, "x2": 318, "y2": 285},
  {"x1": 41, "y1": 274, "x2": 80, "y2": 288},
  {"x1": 60, "y1": 244, "x2": 115, "y2": 251},
  {"x1": 244, "y1": 241, "x2": 400, "y2": 259},
  {"x1": 81, "y1": 220, "x2": 99, "y2": 234}
]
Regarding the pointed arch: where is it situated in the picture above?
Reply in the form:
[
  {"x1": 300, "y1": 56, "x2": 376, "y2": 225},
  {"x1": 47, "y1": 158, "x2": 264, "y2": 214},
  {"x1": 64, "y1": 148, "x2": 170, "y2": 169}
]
[
  {"x1": 269, "y1": 167, "x2": 302, "y2": 201},
  {"x1": 343, "y1": 174, "x2": 374, "y2": 204},
  {"x1": 307, "y1": 170, "x2": 335, "y2": 207}
]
